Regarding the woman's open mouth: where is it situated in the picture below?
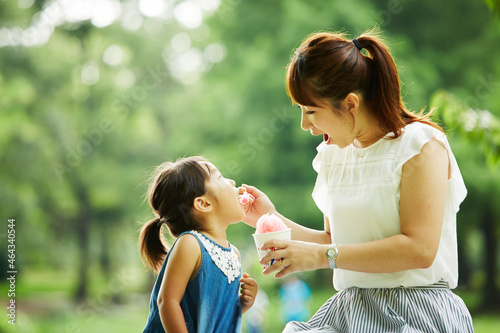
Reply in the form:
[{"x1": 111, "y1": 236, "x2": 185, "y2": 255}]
[{"x1": 323, "y1": 134, "x2": 331, "y2": 145}]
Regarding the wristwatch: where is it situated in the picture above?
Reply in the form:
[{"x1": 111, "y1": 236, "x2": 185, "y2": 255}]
[{"x1": 326, "y1": 244, "x2": 339, "y2": 269}]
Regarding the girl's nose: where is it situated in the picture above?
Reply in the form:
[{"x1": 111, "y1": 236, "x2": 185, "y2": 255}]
[{"x1": 228, "y1": 178, "x2": 236, "y2": 187}]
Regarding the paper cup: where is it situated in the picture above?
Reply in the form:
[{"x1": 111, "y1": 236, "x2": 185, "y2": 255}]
[{"x1": 252, "y1": 228, "x2": 291, "y2": 269}]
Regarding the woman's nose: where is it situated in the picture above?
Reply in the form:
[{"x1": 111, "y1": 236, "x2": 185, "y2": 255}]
[{"x1": 301, "y1": 112, "x2": 313, "y2": 131}]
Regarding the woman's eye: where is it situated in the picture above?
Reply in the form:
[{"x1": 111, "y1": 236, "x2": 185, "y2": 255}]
[{"x1": 306, "y1": 111, "x2": 315, "y2": 115}]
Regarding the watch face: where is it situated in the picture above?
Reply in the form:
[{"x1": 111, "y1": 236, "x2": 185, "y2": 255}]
[{"x1": 327, "y1": 248, "x2": 335, "y2": 257}]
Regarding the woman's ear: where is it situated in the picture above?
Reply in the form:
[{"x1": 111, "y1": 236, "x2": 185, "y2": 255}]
[
  {"x1": 346, "y1": 92, "x2": 360, "y2": 113},
  {"x1": 193, "y1": 195, "x2": 213, "y2": 214}
]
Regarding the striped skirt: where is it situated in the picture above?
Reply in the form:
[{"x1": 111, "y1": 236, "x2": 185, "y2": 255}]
[{"x1": 282, "y1": 281, "x2": 473, "y2": 333}]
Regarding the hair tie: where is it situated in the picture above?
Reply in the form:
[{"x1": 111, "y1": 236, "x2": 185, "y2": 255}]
[
  {"x1": 352, "y1": 38, "x2": 363, "y2": 51},
  {"x1": 157, "y1": 217, "x2": 165, "y2": 226}
]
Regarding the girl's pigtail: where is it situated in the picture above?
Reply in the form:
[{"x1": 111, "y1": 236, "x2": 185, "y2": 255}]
[{"x1": 139, "y1": 217, "x2": 169, "y2": 273}]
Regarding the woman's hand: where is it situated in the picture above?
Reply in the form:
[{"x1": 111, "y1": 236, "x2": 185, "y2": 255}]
[
  {"x1": 241, "y1": 184, "x2": 277, "y2": 227},
  {"x1": 259, "y1": 239, "x2": 329, "y2": 279},
  {"x1": 239, "y1": 273, "x2": 258, "y2": 314}
]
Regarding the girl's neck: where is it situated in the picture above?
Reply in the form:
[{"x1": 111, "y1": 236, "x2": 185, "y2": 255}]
[{"x1": 197, "y1": 224, "x2": 229, "y2": 248}]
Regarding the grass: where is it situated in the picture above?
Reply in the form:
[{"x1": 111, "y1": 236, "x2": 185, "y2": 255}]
[
  {"x1": 1, "y1": 268, "x2": 499, "y2": 332},
  {"x1": 2, "y1": 292, "x2": 499, "y2": 333}
]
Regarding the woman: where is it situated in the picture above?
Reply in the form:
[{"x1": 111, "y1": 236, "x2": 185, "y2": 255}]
[{"x1": 242, "y1": 30, "x2": 473, "y2": 332}]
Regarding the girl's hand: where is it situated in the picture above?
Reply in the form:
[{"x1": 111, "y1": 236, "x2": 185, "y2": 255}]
[
  {"x1": 241, "y1": 184, "x2": 277, "y2": 227},
  {"x1": 259, "y1": 240, "x2": 328, "y2": 279},
  {"x1": 239, "y1": 273, "x2": 258, "y2": 314}
]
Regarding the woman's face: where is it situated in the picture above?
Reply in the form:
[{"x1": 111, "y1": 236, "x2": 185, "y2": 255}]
[{"x1": 299, "y1": 100, "x2": 355, "y2": 148}]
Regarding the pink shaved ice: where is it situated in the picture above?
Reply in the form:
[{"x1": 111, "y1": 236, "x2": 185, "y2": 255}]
[
  {"x1": 255, "y1": 214, "x2": 287, "y2": 234},
  {"x1": 239, "y1": 191, "x2": 250, "y2": 204}
]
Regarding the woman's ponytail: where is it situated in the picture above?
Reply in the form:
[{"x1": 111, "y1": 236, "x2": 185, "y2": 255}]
[
  {"x1": 139, "y1": 217, "x2": 168, "y2": 273},
  {"x1": 356, "y1": 30, "x2": 443, "y2": 136},
  {"x1": 356, "y1": 32, "x2": 407, "y2": 136}
]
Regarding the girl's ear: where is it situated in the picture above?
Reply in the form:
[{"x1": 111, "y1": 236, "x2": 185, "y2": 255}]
[{"x1": 193, "y1": 195, "x2": 213, "y2": 213}]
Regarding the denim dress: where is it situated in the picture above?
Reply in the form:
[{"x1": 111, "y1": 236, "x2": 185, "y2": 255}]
[{"x1": 143, "y1": 230, "x2": 242, "y2": 333}]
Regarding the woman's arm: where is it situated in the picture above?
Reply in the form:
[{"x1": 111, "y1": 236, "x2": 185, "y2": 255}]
[
  {"x1": 158, "y1": 234, "x2": 201, "y2": 333},
  {"x1": 261, "y1": 137, "x2": 449, "y2": 278},
  {"x1": 274, "y1": 212, "x2": 332, "y2": 244},
  {"x1": 242, "y1": 184, "x2": 331, "y2": 244}
]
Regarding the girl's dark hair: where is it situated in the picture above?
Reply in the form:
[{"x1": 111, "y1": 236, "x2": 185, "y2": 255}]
[
  {"x1": 139, "y1": 156, "x2": 210, "y2": 272},
  {"x1": 286, "y1": 29, "x2": 442, "y2": 138}
]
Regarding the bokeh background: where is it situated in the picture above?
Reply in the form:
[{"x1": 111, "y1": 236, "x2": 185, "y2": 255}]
[{"x1": 1, "y1": 0, "x2": 500, "y2": 332}]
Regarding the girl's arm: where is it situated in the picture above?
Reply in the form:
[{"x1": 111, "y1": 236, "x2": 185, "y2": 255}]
[
  {"x1": 242, "y1": 184, "x2": 331, "y2": 244},
  {"x1": 261, "y1": 138, "x2": 449, "y2": 278},
  {"x1": 157, "y1": 234, "x2": 201, "y2": 333}
]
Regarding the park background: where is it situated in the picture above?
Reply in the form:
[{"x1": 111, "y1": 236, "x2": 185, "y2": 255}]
[{"x1": 1, "y1": 0, "x2": 500, "y2": 332}]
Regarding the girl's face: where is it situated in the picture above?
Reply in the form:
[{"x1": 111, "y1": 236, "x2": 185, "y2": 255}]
[
  {"x1": 202, "y1": 163, "x2": 246, "y2": 223},
  {"x1": 299, "y1": 100, "x2": 355, "y2": 148}
]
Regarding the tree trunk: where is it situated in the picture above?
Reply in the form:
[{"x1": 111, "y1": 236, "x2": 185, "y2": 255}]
[
  {"x1": 480, "y1": 207, "x2": 500, "y2": 311},
  {"x1": 457, "y1": 218, "x2": 472, "y2": 287},
  {"x1": 457, "y1": 241, "x2": 471, "y2": 287},
  {"x1": 100, "y1": 222, "x2": 111, "y2": 279},
  {"x1": 73, "y1": 177, "x2": 92, "y2": 303}
]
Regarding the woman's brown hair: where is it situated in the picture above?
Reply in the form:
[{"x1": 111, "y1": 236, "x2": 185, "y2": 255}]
[
  {"x1": 138, "y1": 156, "x2": 210, "y2": 272},
  {"x1": 286, "y1": 29, "x2": 442, "y2": 138}
]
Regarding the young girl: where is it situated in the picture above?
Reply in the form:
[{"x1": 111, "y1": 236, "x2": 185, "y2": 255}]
[{"x1": 139, "y1": 156, "x2": 258, "y2": 333}]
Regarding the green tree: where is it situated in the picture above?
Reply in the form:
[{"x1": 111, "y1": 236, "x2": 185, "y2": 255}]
[
  {"x1": 485, "y1": 0, "x2": 500, "y2": 18},
  {"x1": 431, "y1": 90, "x2": 500, "y2": 311},
  {"x1": 1, "y1": 2, "x2": 499, "y2": 330}
]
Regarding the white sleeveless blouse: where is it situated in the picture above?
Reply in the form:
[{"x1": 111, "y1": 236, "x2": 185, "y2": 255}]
[{"x1": 312, "y1": 122, "x2": 467, "y2": 290}]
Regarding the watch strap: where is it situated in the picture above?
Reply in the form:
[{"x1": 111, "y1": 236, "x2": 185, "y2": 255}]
[{"x1": 328, "y1": 244, "x2": 338, "y2": 269}]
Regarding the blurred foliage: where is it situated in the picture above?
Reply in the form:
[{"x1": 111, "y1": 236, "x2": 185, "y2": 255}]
[
  {"x1": 431, "y1": 90, "x2": 500, "y2": 168},
  {"x1": 430, "y1": 90, "x2": 500, "y2": 311},
  {"x1": 485, "y1": 0, "x2": 500, "y2": 18},
  {"x1": 0, "y1": 0, "x2": 499, "y2": 331}
]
